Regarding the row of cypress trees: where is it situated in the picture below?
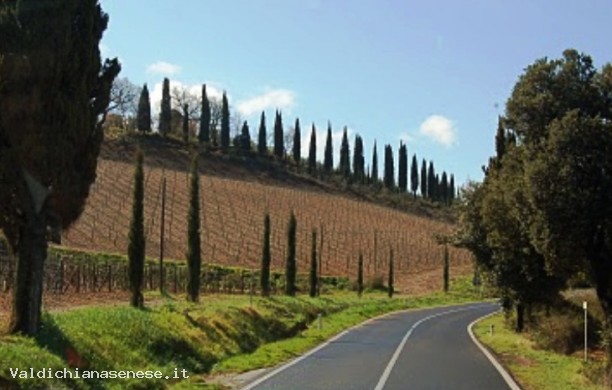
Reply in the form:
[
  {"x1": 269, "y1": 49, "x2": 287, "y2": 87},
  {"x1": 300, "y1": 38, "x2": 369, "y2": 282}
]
[{"x1": 133, "y1": 78, "x2": 456, "y2": 205}]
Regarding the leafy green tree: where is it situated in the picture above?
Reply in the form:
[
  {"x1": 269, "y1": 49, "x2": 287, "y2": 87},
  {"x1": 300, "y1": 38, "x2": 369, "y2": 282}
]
[
  {"x1": 388, "y1": 248, "x2": 394, "y2": 298},
  {"x1": 324, "y1": 123, "x2": 333, "y2": 173},
  {"x1": 285, "y1": 211, "x2": 297, "y2": 296},
  {"x1": 420, "y1": 159, "x2": 427, "y2": 198},
  {"x1": 136, "y1": 83, "x2": 151, "y2": 133},
  {"x1": 398, "y1": 142, "x2": 407, "y2": 193},
  {"x1": 293, "y1": 118, "x2": 301, "y2": 165},
  {"x1": 309, "y1": 230, "x2": 318, "y2": 298},
  {"x1": 384, "y1": 144, "x2": 394, "y2": 190},
  {"x1": 240, "y1": 121, "x2": 251, "y2": 154},
  {"x1": 339, "y1": 127, "x2": 350, "y2": 178},
  {"x1": 0, "y1": 0, "x2": 120, "y2": 335},
  {"x1": 410, "y1": 154, "x2": 419, "y2": 198},
  {"x1": 449, "y1": 174, "x2": 455, "y2": 204},
  {"x1": 371, "y1": 141, "x2": 379, "y2": 184},
  {"x1": 159, "y1": 77, "x2": 171, "y2": 136},
  {"x1": 274, "y1": 110, "x2": 284, "y2": 159},
  {"x1": 260, "y1": 213, "x2": 271, "y2": 297},
  {"x1": 308, "y1": 124, "x2": 317, "y2": 174},
  {"x1": 441, "y1": 171, "x2": 449, "y2": 205},
  {"x1": 357, "y1": 252, "x2": 364, "y2": 297},
  {"x1": 353, "y1": 135, "x2": 365, "y2": 183},
  {"x1": 220, "y1": 92, "x2": 230, "y2": 151},
  {"x1": 427, "y1": 161, "x2": 436, "y2": 200},
  {"x1": 186, "y1": 156, "x2": 202, "y2": 302},
  {"x1": 199, "y1": 84, "x2": 210, "y2": 143},
  {"x1": 128, "y1": 150, "x2": 145, "y2": 308},
  {"x1": 258, "y1": 111, "x2": 267, "y2": 157}
]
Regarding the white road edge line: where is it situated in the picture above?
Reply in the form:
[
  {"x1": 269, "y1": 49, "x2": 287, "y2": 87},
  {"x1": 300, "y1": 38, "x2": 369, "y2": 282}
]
[
  {"x1": 467, "y1": 310, "x2": 522, "y2": 390},
  {"x1": 373, "y1": 304, "x2": 486, "y2": 390}
]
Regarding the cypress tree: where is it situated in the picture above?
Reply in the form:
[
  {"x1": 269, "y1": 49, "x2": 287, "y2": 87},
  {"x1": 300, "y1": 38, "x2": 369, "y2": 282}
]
[
  {"x1": 261, "y1": 213, "x2": 271, "y2": 297},
  {"x1": 339, "y1": 127, "x2": 350, "y2": 178},
  {"x1": 136, "y1": 83, "x2": 151, "y2": 133},
  {"x1": 285, "y1": 211, "x2": 297, "y2": 296},
  {"x1": 186, "y1": 156, "x2": 202, "y2": 302},
  {"x1": 388, "y1": 248, "x2": 394, "y2": 298},
  {"x1": 274, "y1": 110, "x2": 284, "y2": 159},
  {"x1": 449, "y1": 174, "x2": 456, "y2": 204},
  {"x1": 384, "y1": 144, "x2": 394, "y2": 190},
  {"x1": 293, "y1": 118, "x2": 301, "y2": 165},
  {"x1": 182, "y1": 103, "x2": 189, "y2": 143},
  {"x1": 308, "y1": 124, "x2": 317, "y2": 174},
  {"x1": 427, "y1": 161, "x2": 436, "y2": 200},
  {"x1": 441, "y1": 171, "x2": 449, "y2": 205},
  {"x1": 199, "y1": 84, "x2": 210, "y2": 143},
  {"x1": 309, "y1": 230, "x2": 318, "y2": 298},
  {"x1": 398, "y1": 142, "x2": 407, "y2": 193},
  {"x1": 353, "y1": 135, "x2": 365, "y2": 183},
  {"x1": 324, "y1": 122, "x2": 333, "y2": 173},
  {"x1": 220, "y1": 91, "x2": 230, "y2": 151},
  {"x1": 420, "y1": 158, "x2": 427, "y2": 198},
  {"x1": 371, "y1": 141, "x2": 379, "y2": 184},
  {"x1": 410, "y1": 154, "x2": 419, "y2": 198},
  {"x1": 159, "y1": 77, "x2": 171, "y2": 136},
  {"x1": 443, "y1": 245, "x2": 450, "y2": 292},
  {"x1": 258, "y1": 111, "x2": 267, "y2": 157},
  {"x1": 495, "y1": 115, "x2": 506, "y2": 163},
  {"x1": 240, "y1": 121, "x2": 251, "y2": 154},
  {"x1": 357, "y1": 252, "x2": 364, "y2": 298},
  {"x1": 128, "y1": 150, "x2": 145, "y2": 308}
]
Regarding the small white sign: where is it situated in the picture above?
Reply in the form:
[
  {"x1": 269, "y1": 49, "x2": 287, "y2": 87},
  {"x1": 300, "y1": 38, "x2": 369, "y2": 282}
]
[{"x1": 583, "y1": 301, "x2": 588, "y2": 310}]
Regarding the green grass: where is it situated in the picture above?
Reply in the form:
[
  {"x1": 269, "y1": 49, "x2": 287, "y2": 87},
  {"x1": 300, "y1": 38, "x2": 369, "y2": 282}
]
[
  {"x1": 0, "y1": 275, "x2": 486, "y2": 389},
  {"x1": 474, "y1": 313, "x2": 606, "y2": 390}
]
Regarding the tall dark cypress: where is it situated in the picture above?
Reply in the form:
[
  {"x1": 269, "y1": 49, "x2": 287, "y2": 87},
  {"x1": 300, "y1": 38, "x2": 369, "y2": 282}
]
[
  {"x1": 449, "y1": 174, "x2": 456, "y2": 204},
  {"x1": 186, "y1": 156, "x2": 202, "y2": 302},
  {"x1": 285, "y1": 211, "x2": 297, "y2": 296},
  {"x1": 220, "y1": 91, "x2": 230, "y2": 151},
  {"x1": 261, "y1": 213, "x2": 271, "y2": 297},
  {"x1": 388, "y1": 248, "x2": 394, "y2": 298},
  {"x1": 384, "y1": 144, "x2": 394, "y2": 190},
  {"x1": 441, "y1": 171, "x2": 449, "y2": 205},
  {"x1": 158, "y1": 77, "x2": 171, "y2": 137},
  {"x1": 353, "y1": 135, "x2": 365, "y2": 183},
  {"x1": 427, "y1": 168, "x2": 436, "y2": 200},
  {"x1": 410, "y1": 154, "x2": 419, "y2": 198},
  {"x1": 357, "y1": 252, "x2": 364, "y2": 298},
  {"x1": 136, "y1": 83, "x2": 151, "y2": 133},
  {"x1": 182, "y1": 103, "x2": 189, "y2": 143},
  {"x1": 274, "y1": 110, "x2": 284, "y2": 159},
  {"x1": 128, "y1": 150, "x2": 145, "y2": 308},
  {"x1": 495, "y1": 115, "x2": 506, "y2": 163},
  {"x1": 240, "y1": 121, "x2": 251, "y2": 154},
  {"x1": 199, "y1": 84, "x2": 210, "y2": 143},
  {"x1": 308, "y1": 124, "x2": 317, "y2": 174},
  {"x1": 258, "y1": 111, "x2": 267, "y2": 157},
  {"x1": 371, "y1": 141, "x2": 379, "y2": 184},
  {"x1": 420, "y1": 158, "x2": 427, "y2": 198},
  {"x1": 324, "y1": 122, "x2": 333, "y2": 173},
  {"x1": 339, "y1": 127, "x2": 350, "y2": 178},
  {"x1": 309, "y1": 230, "x2": 318, "y2": 298},
  {"x1": 398, "y1": 142, "x2": 407, "y2": 193},
  {"x1": 293, "y1": 118, "x2": 301, "y2": 165}
]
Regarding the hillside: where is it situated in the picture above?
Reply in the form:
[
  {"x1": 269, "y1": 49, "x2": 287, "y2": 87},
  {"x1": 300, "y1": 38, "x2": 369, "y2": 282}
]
[{"x1": 61, "y1": 134, "x2": 472, "y2": 292}]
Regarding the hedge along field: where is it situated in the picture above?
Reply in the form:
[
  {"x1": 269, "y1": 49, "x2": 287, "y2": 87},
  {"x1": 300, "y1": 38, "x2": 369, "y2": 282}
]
[{"x1": 60, "y1": 140, "x2": 471, "y2": 293}]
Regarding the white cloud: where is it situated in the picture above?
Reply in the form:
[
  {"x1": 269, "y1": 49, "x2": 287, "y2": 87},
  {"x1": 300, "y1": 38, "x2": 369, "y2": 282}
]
[
  {"x1": 419, "y1": 115, "x2": 457, "y2": 147},
  {"x1": 146, "y1": 61, "x2": 182, "y2": 76},
  {"x1": 237, "y1": 89, "x2": 295, "y2": 117}
]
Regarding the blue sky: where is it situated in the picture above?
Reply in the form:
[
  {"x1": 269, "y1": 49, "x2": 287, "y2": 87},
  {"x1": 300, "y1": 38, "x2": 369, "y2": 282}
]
[{"x1": 99, "y1": 0, "x2": 612, "y2": 186}]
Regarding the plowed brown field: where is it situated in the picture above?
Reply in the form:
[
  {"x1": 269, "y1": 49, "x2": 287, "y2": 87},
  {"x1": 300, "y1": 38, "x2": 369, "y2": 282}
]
[{"x1": 61, "y1": 136, "x2": 472, "y2": 292}]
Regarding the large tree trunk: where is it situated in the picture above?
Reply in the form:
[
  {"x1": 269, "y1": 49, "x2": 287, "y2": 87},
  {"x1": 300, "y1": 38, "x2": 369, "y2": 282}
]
[
  {"x1": 593, "y1": 256, "x2": 612, "y2": 379},
  {"x1": 8, "y1": 210, "x2": 47, "y2": 335}
]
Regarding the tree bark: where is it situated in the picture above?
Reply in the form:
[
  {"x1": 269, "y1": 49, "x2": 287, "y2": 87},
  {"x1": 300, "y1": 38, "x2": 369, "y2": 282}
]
[
  {"x1": 9, "y1": 209, "x2": 47, "y2": 335},
  {"x1": 515, "y1": 302, "x2": 525, "y2": 333}
]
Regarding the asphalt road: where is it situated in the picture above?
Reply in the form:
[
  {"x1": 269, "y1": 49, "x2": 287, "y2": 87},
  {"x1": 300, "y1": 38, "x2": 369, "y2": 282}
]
[{"x1": 241, "y1": 302, "x2": 513, "y2": 390}]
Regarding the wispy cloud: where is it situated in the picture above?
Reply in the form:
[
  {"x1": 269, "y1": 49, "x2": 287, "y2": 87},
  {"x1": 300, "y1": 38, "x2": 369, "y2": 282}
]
[
  {"x1": 237, "y1": 89, "x2": 295, "y2": 117},
  {"x1": 146, "y1": 61, "x2": 182, "y2": 76},
  {"x1": 419, "y1": 115, "x2": 457, "y2": 147}
]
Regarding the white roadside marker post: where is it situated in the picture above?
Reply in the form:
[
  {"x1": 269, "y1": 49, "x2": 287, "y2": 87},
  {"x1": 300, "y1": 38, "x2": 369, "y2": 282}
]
[{"x1": 583, "y1": 300, "x2": 588, "y2": 362}]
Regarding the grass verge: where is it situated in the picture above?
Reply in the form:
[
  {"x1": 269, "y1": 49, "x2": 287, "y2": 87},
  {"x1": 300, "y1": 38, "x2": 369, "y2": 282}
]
[
  {"x1": 473, "y1": 313, "x2": 606, "y2": 390},
  {"x1": 0, "y1": 275, "x2": 484, "y2": 389}
]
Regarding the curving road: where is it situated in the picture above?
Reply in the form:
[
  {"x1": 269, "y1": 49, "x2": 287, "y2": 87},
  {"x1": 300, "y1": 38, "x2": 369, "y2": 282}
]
[{"x1": 241, "y1": 302, "x2": 516, "y2": 390}]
